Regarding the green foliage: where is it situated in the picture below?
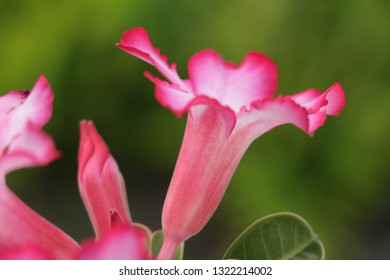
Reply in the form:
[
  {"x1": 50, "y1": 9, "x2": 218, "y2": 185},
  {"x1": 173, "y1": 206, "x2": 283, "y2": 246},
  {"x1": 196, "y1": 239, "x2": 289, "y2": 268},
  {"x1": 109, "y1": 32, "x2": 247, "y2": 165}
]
[{"x1": 224, "y1": 213, "x2": 324, "y2": 260}]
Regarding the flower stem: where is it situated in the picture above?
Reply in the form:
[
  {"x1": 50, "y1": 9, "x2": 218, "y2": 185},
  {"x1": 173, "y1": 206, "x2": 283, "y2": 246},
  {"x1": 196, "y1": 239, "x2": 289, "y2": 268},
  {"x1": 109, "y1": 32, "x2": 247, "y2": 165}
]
[{"x1": 157, "y1": 236, "x2": 179, "y2": 260}]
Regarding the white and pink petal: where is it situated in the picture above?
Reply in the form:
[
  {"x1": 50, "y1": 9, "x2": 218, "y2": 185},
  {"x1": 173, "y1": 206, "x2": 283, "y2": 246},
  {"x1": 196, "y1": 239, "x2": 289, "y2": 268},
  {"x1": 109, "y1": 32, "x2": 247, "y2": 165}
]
[
  {"x1": 145, "y1": 72, "x2": 194, "y2": 117},
  {"x1": 287, "y1": 83, "x2": 345, "y2": 116},
  {"x1": 188, "y1": 50, "x2": 277, "y2": 113},
  {"x1": 0, "y1": 76, "x2": 59, "y2": 175},
  {"x1": 321, "y1": 83, "x2": 345, "y2": 116},
  {"x1": 117, "y1": 28, "x2": 190, "y2": 92},
  {"x1": 0, "y1": 122, "x2": 60, "y2": 175},
  {"x1": 286, "y1": 88, "x2": 327, "y2": 114},
  {"x1": 235, "y1": 97, "x2": 310, "y2": 140},
  {"x1": 308, "y1": 112, "x2": 327, "y2": 136}
]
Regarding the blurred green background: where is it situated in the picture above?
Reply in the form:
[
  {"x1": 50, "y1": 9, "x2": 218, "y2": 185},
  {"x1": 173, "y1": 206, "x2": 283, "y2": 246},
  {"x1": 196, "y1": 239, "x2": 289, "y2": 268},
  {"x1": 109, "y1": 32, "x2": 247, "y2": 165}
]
[{"x1": 1, "y1": 0, "x2": 389, "y2": 259}]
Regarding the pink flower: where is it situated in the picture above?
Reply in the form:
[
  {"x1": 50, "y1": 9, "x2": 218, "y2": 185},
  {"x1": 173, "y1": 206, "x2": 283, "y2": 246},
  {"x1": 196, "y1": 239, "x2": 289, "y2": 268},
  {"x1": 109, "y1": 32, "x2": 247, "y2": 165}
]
[
  {"x1": 118, "y1": 27, "x2": 346, "y2": 259},
  {"x1": 0, "y1": 76, "x2": 150, "y2": 259},
  {"x1": 0, "y1": 76, "x2": 78, "y2": 259}
]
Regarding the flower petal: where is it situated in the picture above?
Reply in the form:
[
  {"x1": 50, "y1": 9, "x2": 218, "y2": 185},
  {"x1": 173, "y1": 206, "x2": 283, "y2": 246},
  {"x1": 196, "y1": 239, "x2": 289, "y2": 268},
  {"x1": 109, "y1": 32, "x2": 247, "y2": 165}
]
[
  {"x1": 15, "y1": 75, "x2": 54, "y2": 127},
  {"x1": 236, "y1": 96, "x2": 309, "y2": 139},
  {"x1": 77, "y1": 224, "x2": 150, "y2": 260},
  {"x1": 145, "y1": 72, "x2": 194, "y2": 117},
  {"x1": 0, "y1": 90, "x2": 27, "y2": 118},
  {"x1": 117, "y1": 27, "x2": 190, "y2": 92},
  {"x1": 0, "y1": 122, "x2": 60, "y2": 175},
  {"x1": 286, "y1": 83, "x2": 345, "y2": 134},
  {"x1": 78, "y1": 121, "x2": 132, "y2": 239},
  {"x1": 286, "y1": 88, "x2": 327, "y2": 114},
  {"x1": 288, "y1": 83, "x2": 345, "y2": 116},
  {"x1": 0, "y1": 76, "x2": 53, "y2": 133},
  {"x1": 0, "y1": 76, "x2": 58, "y2": 174},
  {"x1": 0, "y1": 183, "x2": 79, "y2": 259},
  {"x1": 188, "y1": 50, "x2": 277, "y2": 113},
  {"x1": 308, "y1": 112, "x2": 327, "y2": 135},
  {"x1": 320, "y1": 82, "x2": 345, "y2": 116}
]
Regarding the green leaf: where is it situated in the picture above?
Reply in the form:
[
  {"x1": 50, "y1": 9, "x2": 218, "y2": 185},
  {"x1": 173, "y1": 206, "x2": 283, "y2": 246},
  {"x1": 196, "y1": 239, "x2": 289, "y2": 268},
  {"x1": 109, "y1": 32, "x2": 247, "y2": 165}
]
[
  {"x1": 150, "y1": 230, "x2": 184, "y2": 260},
  {"x1": 223, "y1": 212, "x2": 325, "y2": 260}
]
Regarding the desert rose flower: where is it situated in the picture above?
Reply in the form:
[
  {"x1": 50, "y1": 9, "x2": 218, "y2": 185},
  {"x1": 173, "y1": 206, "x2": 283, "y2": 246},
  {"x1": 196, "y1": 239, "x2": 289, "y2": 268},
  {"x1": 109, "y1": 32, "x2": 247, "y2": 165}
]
[
  {"x1": 118, "y1": 27, "x2": 346, "y2": 259},
  {"x1": 0, "y1": 76, "x2": 79, "y2": 259},
  {"x1": 0, "y1": 77, "x2": 150, "y2": 259}
]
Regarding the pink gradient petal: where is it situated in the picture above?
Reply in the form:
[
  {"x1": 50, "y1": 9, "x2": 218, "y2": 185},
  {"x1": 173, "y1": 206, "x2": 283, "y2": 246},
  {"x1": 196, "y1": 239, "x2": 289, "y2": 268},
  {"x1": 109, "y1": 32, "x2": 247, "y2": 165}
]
[
  {"x1": 17, "y1": 75, "x2": 54, "y2": 127},
  {"x1": 145, "y1": 72, "x2": 194, "y2": 117},
  {"x1": 236, "y1": 97, "x2": 309, "y2": 139},
  {"x1": 321, "y1": 82, "x2": 345, "y2": 116},
  {"x1": 0, "y1": 76, "x2": 54, "y2": 158},
  {"x1": 78, "y1": 121, "x2": 132, "y2": 239},
  {"x1": 288, "y1": 83, "x2": 345, "y2": 116},
  {"x1": 0, "y1": 122, "x2": 60, "y2": 175},
  {"x1": 0, "y1": 183, "x2": 79, "y2": 259},
  {"x1": 286, "y1": 83, "x2": 345, "y2": 134},
  {"x1": 117, "y1": 27, "x2": 190, "y2": 92},
  {"x1": 308, "y1": 112, "x2": 327, "y2": 135},
  {"x1": 0, "y1": 90, "x2": 27, "y2": 117},
  {"x1": 188, "y1": 50, "x2": 277, "y2": 113},
  {"x1": 286, "y1": 88, "x2": 327, "y2": 114},
  {"x1": 0, "y1": 76, "x2": 59, "y2": 175},
  {"x1": 77, "y1": 224, "x2": 150, "y2": 260}
]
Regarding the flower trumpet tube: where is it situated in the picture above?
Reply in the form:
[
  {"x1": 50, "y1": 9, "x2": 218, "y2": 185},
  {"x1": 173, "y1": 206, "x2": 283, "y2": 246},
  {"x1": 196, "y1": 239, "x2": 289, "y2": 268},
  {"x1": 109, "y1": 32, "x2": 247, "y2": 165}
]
[{"x1": 118, "y1": 27, "x2": 346, "y2": 259}]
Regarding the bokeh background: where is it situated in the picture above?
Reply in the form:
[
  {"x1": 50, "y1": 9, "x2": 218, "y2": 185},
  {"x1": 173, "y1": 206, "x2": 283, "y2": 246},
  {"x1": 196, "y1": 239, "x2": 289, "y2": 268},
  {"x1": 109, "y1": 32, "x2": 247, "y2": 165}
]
[{"x1": 1, "y1": 0, "x2": 389, "y2": 259}]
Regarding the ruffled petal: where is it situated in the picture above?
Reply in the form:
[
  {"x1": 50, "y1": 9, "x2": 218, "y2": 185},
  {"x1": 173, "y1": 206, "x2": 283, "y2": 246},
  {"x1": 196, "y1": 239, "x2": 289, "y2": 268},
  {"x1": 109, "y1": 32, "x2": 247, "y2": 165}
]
[
  {"x1": 286, "y1": 88, "x2": 327, "y2": 114},
  {"x1": 288, "y1": 83, "x2": 345, "y2": 116},
  {"x1": 0, "y1": 183, "x2": 80, "y2": 259},
  {"x1": 308, "y1": 112, "x2": 327, "y2": 135},
  {"x1": 77, "y1": 224, "x2": 150, "y2": 260},
  {"x1": 145, "y1": 72, "x2": 194, "y2": 117},
  {"x1": 78, "y1": 121, "x2": 132, "y2": 239},
  {"x1": 188, "y1": 50, "x2": 277, "y2": 113},
  {"x1": 0, "y1": 76, "x2": 53, "y2": 132},
  {"x1": 0, "y1": 76, "x2": 57, "y2": 171},
  {"x1": 117, "y1": 27, "x2": 190, "y2": 92},
  {"x1": 236, "y1": 96, "x2": 309, "y2": 139},
  {"x1": 15, "y1": 75, "x2": 54, "y2": 127},
  {"x1": 286, "y1": 83, "x2": 345, "y2": 134},
  {"x1": 0, "y1": 90, "x2": 27, "y2": 118},
  {"x1": 0, "y1": 122, "x2": 60, "y2": 175},
  {"x1": 320, "y1": 82, "x2": 345, "y2": 116}
]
